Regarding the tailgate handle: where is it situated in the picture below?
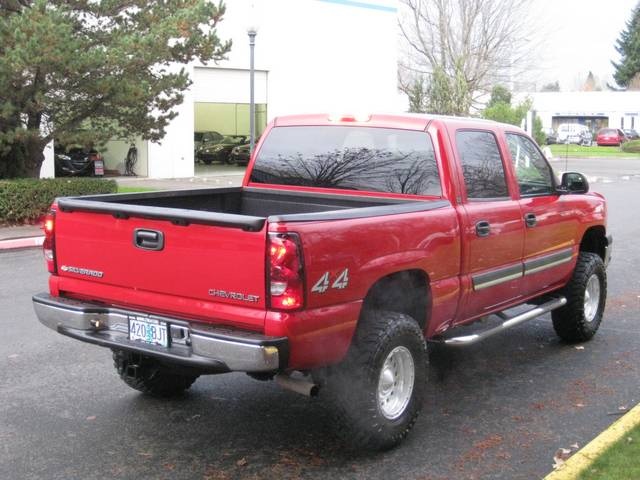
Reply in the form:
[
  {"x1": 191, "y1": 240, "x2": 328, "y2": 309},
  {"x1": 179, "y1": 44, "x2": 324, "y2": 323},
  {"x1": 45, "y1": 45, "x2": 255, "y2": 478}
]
[{"x1": 134, "y1": 229, "x2": 164, "y2": 251}]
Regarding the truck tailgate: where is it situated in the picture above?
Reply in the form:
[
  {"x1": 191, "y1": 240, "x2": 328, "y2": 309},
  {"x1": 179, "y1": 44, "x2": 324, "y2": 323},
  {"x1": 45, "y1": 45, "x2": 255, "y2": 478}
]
[{"x1": 54, "y1": 209, "x2": 267, "y2": 321}]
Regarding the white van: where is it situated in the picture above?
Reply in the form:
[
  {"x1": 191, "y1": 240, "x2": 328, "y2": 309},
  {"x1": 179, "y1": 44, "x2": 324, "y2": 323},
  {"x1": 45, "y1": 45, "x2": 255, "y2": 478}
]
[{"x1": 556, "y1": 123, "x2": 592, "y2": 145}]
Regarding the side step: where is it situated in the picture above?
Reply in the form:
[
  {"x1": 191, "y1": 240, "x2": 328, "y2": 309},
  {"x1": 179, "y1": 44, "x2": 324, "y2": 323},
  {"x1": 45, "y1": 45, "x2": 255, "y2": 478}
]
[{"x1": 440, "y1": 296, "x2": 567, "y2": 347}]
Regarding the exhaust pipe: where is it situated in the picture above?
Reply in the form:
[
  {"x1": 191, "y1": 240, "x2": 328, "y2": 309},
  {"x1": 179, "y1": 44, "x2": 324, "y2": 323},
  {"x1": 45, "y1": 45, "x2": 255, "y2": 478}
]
[{"x1": 275, "y1": 373, "x2": 319, "y2": 397}]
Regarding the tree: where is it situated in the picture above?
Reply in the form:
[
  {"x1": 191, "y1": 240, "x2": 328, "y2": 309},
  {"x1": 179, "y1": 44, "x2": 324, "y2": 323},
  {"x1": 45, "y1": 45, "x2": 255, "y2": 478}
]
[
  {"x1": 403, "y1": 76, "x2": 428, "y2": 113},
  {"x1": 482, "y1": 91, "x2": 545, "y2": 146},
  {"x1": 613, "y1": 3, "x2": 640, "y2": 89},
  {"x1": 425, "y1": 64, "x2": 471, "y2": 116},
  {"x1": 487, "y1": 85, "x2": 512, "y2": 108},
  {"x1": 0, "y1": 1, "x2": 231, "y2": 178},
  {"x1": 540, "y1": 81, "x2": 560, "y2": 92},
  {"x1": 582, "y1": 71, "x2": 603, "y2": 91},
  {"x1": 399, "y1": 62, "x2": 471, "y2": 115},
  {"x1": 399, "y1": 0, "x2": 534, "y2": 116}
]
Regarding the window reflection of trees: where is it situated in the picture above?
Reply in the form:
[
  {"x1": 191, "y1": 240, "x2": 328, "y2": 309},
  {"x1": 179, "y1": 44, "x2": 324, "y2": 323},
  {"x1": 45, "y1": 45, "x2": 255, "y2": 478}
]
[
  {"x1": 251, "y1": 128, "x2": 441, "y2": 196},
  {"x1": 457, "y1": 131, "x2": 508, "y2": 199}
]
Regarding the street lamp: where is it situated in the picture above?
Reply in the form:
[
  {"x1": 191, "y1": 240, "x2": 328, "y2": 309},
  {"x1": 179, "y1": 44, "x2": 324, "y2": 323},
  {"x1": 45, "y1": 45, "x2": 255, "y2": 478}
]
[{"x1": 247, "y1": 25, "x2": 258, "y2": 154}]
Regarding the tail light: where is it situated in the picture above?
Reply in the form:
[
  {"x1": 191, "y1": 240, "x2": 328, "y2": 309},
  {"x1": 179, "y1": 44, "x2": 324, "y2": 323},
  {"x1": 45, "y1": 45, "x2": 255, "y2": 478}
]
[
  {"x1": 43, "y1": 210, "x2": 57, "y2": 274},
  {"x1": 268, "y1": 233, "x2": 304, "y2": 310}
]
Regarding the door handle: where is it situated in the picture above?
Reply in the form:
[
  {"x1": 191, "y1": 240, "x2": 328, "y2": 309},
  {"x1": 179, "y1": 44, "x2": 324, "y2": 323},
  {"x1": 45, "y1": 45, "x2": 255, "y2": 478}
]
[
  {"x1": 134, "y1": 229, "x2": 164, "y2": 251},
  {"x1": 475, "y1": 220, "x2": 491, "y2": 237},
  {"x1": 524, "y1": 213, "x2": 537, "y2": 228}
]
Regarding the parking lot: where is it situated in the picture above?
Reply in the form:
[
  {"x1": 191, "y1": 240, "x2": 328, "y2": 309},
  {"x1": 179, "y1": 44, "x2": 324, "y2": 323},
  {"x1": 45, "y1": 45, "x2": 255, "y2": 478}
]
[{"x1": 1, "y1": 158, "x2": 639, "y2": 480}]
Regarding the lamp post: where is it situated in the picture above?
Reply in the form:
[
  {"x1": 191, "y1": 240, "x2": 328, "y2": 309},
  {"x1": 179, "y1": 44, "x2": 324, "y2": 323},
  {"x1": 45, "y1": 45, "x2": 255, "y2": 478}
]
[{"x1": 248, "y1": 26, "x2": 258, "y2": 154}]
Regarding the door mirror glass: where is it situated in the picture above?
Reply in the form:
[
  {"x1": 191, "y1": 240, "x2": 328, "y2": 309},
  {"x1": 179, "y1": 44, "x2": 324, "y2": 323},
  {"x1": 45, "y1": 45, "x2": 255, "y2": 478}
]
[{"x1": 560, "y1": 172, "x2": 589, "y2": 193}]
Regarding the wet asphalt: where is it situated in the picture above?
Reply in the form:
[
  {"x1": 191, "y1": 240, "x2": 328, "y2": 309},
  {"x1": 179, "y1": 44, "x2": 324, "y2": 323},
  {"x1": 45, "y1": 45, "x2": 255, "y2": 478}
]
[{"x1": 0, "y1": 158, "x2": 639, "y2": 480}]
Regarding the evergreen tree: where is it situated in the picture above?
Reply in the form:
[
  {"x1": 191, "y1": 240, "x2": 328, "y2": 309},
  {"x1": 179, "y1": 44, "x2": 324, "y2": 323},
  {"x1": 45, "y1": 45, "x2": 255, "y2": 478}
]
[
  {"x1": 406, "y1": 78, "x2": 428, "y2": 113},
  {"x1": 487, "y1": 85, "x2": 512, "y2": 108},
  {"x1": 0, "y1": 1, "x2": 231, "y2": 178},
  {"x1": 613, "y1": 3, "x2": 640, "y2": 88}
]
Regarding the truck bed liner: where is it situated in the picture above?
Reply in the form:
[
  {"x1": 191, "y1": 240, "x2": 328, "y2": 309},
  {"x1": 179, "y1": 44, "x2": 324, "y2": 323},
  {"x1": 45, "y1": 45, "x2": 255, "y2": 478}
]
[{"x1": 57, "y1": 187, "x2": 449, "y2": 230}]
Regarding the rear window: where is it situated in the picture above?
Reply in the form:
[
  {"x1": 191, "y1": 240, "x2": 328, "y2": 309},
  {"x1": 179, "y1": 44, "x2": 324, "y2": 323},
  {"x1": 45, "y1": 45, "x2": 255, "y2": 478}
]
[
  {"x1": 600, "y1": 129, "x2": 616, "y2": 135},
  {"x1": 250, "y1": 126, "x2": 441, "y2": 196}
]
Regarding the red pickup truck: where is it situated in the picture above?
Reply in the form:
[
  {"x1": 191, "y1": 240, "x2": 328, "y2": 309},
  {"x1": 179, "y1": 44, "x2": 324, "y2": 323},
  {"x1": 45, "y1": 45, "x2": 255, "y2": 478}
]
[{"x1": 33, "y1": 114, "x2": 611, "y2": 450}]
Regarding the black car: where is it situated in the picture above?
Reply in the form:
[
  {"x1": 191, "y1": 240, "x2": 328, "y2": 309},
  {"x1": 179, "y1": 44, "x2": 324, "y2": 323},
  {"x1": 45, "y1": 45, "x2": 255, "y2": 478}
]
[
  {"x1": 196, "y1": 135, "x2": 247, "y2": 164},
  {"x1": 623, "y1": 129, "x2": 640, "y2": 140},
  {"x1": 229, "y1": 143, "x2": 251, "y2": 166},
  {"x1": 194, "y1": 131, "x2": 223, "y2": 155},
  {"x1": 54, "y1": 145, "x2": 104, "y2": 177}
]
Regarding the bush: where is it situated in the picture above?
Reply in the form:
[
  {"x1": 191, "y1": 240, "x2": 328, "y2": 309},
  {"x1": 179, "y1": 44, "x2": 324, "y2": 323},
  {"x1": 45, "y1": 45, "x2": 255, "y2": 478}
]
[
  {"x1": 621, "y1": 139, "x2": 640, "y2": 153},
  {"x1": 0, "y1": 178, "x2": 117, "y2": 225}
]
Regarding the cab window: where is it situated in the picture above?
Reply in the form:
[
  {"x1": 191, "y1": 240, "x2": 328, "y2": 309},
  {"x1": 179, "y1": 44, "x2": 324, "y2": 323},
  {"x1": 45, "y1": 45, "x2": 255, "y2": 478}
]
[
  {"x1": 455, "y1": 130, "x2": 509, "y2": 199},
  {"x1": 506, "y1": 133, "x2": 555, "y2": 196}
]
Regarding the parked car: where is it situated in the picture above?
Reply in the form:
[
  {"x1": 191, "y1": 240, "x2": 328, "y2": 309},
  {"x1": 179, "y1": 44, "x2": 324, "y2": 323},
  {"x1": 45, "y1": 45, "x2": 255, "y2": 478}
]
[
  {"x1": 229, "y1": 143, "x2": 251, "y2": 166},
  {"x1": 543, "y1": 128, "x2": 558, "y2": 145},
  {"x1": 623, "y1": 128, "x2": 640, "y2": 140},
  {"x1": 557, "y1": 123, "x2": 591, "y2": 145},
  {"x1": 194, "y1": 131, "x2": 223, "y2": 152},
  {"x1": 54, "y1": 144, "x2": 104, "y2": 177},
  {"x1": 596, "y1": 128, "x2": 627, "y2": 146},
  {"x1": 196, "y1": 135, "x2": 247, "y2": 164}
]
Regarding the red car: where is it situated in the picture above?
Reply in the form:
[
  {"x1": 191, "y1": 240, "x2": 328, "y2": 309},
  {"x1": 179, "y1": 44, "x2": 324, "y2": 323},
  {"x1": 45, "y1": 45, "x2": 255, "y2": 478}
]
[{"x1": 596, "y1": 128, "x2": 627, "y2": 146}]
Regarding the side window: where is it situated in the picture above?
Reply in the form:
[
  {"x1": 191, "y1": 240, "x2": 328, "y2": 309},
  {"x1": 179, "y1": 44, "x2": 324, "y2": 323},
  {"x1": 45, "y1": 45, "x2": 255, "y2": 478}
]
[
  {"x1": 506, "y1": 133, "x2": 554, "y2": 196},
  {"x1": 455, "y1": 130, "x2": 509, "y2": 199}
]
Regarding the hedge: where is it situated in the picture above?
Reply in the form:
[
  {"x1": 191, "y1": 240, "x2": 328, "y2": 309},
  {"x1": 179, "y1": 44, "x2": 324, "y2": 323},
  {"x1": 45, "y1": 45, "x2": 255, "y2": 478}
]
[
  {"x1": 621, "y1": 139, "x2": 640, "y2": 153},
  {"x1": 0, "y1": 178, "x2": 117, "y2": 225}
]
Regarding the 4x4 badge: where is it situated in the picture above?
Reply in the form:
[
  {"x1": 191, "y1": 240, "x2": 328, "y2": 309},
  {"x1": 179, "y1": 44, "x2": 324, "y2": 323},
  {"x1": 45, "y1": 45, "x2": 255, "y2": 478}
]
[{"x1": 311, "y1": 269, "x2": 349, "y2": 294}]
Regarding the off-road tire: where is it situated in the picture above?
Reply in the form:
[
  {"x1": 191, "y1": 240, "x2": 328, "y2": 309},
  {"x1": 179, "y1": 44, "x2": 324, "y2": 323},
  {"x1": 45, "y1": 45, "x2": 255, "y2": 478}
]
[
  {"x1": 327, "y1": 310, "x2": 427, "y2": 451},
  {"x1": 112, "y1": 350, "x2": 198, "y2": 397},
  {"x1": 552, "y1": 252, "x2": 607, "y2": 342}
]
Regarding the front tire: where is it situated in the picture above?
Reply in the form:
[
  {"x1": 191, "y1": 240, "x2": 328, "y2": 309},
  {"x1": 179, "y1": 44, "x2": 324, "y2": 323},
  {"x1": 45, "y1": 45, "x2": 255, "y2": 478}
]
[
  {"x1": 552, "y1": 252, "x2": 607, "y2": 342},
  {"x1": 113, "y1": 350, "x2": 198, "y2": 397},
  {"x1": 327, "y1": 310, "x2": 427, "y2": 450}
]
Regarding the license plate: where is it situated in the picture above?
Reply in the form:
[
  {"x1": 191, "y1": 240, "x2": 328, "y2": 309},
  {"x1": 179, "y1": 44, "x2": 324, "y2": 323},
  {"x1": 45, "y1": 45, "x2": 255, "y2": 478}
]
[{"x1": 128, "y1": 316, "x2": 168, "y2": 347}]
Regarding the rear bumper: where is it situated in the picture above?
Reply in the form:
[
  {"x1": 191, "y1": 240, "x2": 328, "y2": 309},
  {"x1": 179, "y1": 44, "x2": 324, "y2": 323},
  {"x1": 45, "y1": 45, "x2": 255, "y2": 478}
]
[{"x1": 32, "y1": 293, "x2": 287, "y2": 373}]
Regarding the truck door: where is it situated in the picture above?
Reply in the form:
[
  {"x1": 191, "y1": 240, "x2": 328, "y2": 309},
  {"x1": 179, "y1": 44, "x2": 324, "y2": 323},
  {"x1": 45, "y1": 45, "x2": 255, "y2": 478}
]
[
  {"x1": 452, "y1": 130, "x2": 526, "y2": 323},
  {"x1": 504, "y1": 133, "x2": 578, "y2": 296}
]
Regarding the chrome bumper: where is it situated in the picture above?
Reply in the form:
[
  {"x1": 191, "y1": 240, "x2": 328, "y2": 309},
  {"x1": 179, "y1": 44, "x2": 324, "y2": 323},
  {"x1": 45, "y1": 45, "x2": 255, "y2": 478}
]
[{"x1": 32, "y1": 293, "x2": 287, "y2": 373}]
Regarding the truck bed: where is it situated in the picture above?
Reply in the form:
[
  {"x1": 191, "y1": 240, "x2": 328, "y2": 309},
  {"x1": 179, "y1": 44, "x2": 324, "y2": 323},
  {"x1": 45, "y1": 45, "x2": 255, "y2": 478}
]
[{"x1": 57, "y1": 187, "x2": 448, "y2": 231}]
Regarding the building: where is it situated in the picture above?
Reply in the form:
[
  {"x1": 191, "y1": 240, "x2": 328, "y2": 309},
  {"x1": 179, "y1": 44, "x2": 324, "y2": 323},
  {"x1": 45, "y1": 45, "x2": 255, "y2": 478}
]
[
  {"x1": 527, "y1": 91, "x2": 640, "y2": 134},
  {"x1": 40, "y1": 0, "x2": 401, "y2": 179}
]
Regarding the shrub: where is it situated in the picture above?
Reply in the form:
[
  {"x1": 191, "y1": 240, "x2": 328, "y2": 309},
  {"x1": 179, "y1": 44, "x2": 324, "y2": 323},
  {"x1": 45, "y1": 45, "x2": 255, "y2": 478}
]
[
  {"x1": 621, "y1": 139, "x2": 640, "y2": 153},
  {"x1": 0, "y1": 178, "x2": 117, "y2": 225}
]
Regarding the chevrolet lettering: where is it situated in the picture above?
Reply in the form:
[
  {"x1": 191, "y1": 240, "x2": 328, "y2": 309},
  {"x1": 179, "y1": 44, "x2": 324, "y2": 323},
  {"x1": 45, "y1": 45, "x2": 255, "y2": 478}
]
[
  {"x1": 33, "y1": 113, "x2": 611, "y2": 451},
  {"x1": 208, "y1": 289, "x2": 260, "y2": 303}
]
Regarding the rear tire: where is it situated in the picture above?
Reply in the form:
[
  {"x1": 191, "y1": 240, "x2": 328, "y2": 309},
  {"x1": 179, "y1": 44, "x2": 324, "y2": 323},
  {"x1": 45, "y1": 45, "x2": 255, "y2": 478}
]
[
  {"x1": 552, "y1": 252, "x2": 606, "y2": 342},
  {"x1": 326, "y1": 310, "x2": 427, "y2": 450},
  {"x1": 113, "y1": 350, "x2": 198, "y2": 397}
]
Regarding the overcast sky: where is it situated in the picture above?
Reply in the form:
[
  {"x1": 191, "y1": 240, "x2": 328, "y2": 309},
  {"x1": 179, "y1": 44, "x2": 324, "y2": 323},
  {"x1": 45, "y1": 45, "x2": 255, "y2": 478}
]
[{"x1": 530, "y1": 0, "x2": 638, "y2": 90}]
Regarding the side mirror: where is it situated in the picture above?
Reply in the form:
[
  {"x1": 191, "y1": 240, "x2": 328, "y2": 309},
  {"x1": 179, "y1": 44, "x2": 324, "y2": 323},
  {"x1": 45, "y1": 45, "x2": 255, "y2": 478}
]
[{"x1": 559, "y1": 172, "x2": 589, "y2": 194}]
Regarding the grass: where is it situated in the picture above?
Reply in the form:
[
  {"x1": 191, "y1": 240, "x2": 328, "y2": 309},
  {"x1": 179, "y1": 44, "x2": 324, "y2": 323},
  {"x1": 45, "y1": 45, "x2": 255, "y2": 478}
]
[
  {"x1": 548, "y1": 144, "x2": 639, "y2": 158},
  {"x1": 578, "y1": 423, "x2": 640, "y2": 480},
  {"x1": 116, "y1": 186, "x2": 156, "y2": 193}
]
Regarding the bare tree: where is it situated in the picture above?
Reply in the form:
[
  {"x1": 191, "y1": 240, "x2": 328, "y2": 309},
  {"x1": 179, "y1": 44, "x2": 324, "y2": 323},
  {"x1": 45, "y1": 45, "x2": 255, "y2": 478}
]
[{"x1": 398, "y1": 0, "x2": 535, "y2": 115}]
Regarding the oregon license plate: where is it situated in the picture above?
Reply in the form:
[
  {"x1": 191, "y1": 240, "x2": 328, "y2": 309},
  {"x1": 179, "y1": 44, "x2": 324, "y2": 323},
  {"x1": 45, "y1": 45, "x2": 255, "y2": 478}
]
[{"x1": 128, "y1": 316, "x2": 168, "y2": 347}]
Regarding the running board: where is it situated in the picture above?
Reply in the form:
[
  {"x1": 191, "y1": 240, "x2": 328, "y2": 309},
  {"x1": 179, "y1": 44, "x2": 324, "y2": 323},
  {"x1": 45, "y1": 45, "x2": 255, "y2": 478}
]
[{"x1": 440, "y1": 296, "x2": 567, "y2": 347}]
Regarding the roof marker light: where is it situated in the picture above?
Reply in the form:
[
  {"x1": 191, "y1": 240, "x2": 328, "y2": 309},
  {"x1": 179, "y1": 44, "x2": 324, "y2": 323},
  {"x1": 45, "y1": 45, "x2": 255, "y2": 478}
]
[{"x1": 328, "y1": 113, "x2": 371, "y2": 123}]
